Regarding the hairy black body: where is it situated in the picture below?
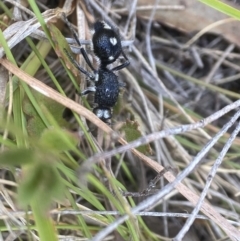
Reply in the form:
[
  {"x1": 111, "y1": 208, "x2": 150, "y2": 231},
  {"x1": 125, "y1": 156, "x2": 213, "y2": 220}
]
[{"x1": 63, "y1": 14, "x2": 129, "y2": 122}]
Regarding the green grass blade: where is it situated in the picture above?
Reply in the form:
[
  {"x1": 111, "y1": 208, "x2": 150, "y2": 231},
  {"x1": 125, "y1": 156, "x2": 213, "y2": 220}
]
[{"x1": 199, "y1": 0, "x2": 240, "y2": 20}]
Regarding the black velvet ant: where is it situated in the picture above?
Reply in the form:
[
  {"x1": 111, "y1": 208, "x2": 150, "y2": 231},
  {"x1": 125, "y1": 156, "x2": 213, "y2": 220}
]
[{"x1": 62, "y1": 13, "x2": 129, "y2": 123}]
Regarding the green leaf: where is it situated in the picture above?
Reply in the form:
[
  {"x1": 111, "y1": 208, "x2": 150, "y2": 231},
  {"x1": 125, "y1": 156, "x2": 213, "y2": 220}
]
[
  {"x1": 23, "y1": 90, "x2": 69, "y2": 137},
  {"x1": 18, "y1": 162, "x2": 65, "y2": 209},
  {"x1": 48, "y1": 23, "x2": 79, "y2": 76},
  {"x1": 39, "y1": 128, "x2": 79, "y2": 152},
  {"x1": 0, "y1": 148, "x2": 35, "y2": 166},
  {"x1": 121, "y1": 120, "x2": 152, "y2": 155}
]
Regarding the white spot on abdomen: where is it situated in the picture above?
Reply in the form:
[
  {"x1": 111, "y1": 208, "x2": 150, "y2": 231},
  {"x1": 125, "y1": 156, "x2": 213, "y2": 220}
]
[
  {"x1": 110, "y1": 37, "x2": 117, "y2": 46},
  {"x1": 102, "y1": 21, "x2": 111, "y2": 29}
]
